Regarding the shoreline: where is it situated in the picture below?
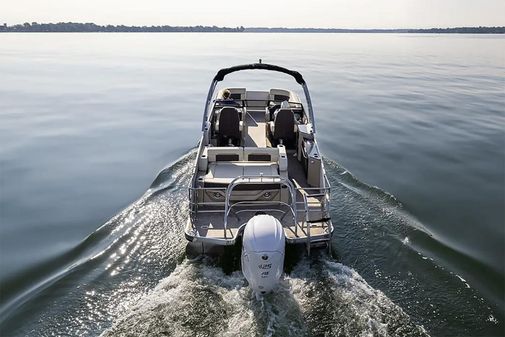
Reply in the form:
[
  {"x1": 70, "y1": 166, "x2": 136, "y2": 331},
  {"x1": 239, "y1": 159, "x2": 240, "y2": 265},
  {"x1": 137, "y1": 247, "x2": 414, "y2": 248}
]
[{"x1": 1, "y1": 23, "x2": 504, "y2": 34}]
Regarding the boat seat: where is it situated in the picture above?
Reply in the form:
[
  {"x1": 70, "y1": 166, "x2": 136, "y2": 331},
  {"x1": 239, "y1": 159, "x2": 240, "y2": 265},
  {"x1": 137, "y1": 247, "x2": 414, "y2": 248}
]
[
  {"x1": 215, "y1": 107, "x2": 242, "y2": 146},
  {"x1": 268, "y1": 109, "x2": 296, "y2": 148},
  {"x1": 203, "y1": 162, "x2": 279, "y2": 185},
  {"x1": 198, "y1": 146, "x2": 287, "y2": 176},
  {"x1": 245, "y1": 91, "x2": 269, "y2": 108},
  {"x1": 243, "y1": 147, "x2": 279, "y2": 162},
  {"x1": 207, "y1": 147, "x2": 244, "y2": 161},
  {"x1": 269, "y1": 88, "x2": 291, "y2": 103}
]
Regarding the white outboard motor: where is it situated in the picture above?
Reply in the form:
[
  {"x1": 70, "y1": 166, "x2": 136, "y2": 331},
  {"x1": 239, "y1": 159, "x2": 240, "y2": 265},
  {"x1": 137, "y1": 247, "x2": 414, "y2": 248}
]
[{"x1": 241, "y1": 214, "x2": 285, "y2": 294}]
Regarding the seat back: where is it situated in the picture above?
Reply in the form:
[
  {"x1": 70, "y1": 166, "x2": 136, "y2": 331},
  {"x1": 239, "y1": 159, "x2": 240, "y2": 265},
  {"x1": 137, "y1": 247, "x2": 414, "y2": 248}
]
[
  {"x1": 273, "y1": 109, "x2": 296, "y2": 146},
  {"x1": 269, "y1": 88, "x2": 291, "y2": 102},
  {"x1": 217, "y1": 107, "x2": 241, "y2": 146},
  {"x1": 245, "y1": 91, "x2": 269, "y2": 108},
  {"x1": 243, "y1": 147, "x2": 279, "y2": 162},
  {"x1": 207, "y1": 147, "x2": 243, "y2": 162}
]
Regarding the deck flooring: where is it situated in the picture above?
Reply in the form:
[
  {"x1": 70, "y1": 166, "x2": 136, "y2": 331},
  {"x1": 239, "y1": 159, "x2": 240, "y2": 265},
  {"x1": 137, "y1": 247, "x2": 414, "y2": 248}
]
[
  {"x1": 192, "y1": 206, "x2": 329, "y2": 241},
  {"x1": 244, "y1": 109, "x2": 269, "y2": 147}
]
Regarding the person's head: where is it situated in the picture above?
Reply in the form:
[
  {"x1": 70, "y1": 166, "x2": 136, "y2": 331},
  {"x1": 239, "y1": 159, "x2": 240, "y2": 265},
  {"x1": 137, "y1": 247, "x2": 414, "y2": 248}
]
[
  {"x1": 281, "y1": 100, "x2": 290, "y2": 109},
  {"x1": 222, "y1": 89, "x2": 231, "y2": 99}
]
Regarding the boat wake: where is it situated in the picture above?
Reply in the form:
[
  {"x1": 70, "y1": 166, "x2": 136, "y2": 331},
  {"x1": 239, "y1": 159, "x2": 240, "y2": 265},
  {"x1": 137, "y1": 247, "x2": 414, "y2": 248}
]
[
  {"x1": 0, "y1": 151, "x2": 196, "y2": 336},
  {"x1": 101, "y1": 257, "x2": 428, "y2": 337},
  {"x1": 1, "y1": 150, "x2": 501, "y2": 336}
]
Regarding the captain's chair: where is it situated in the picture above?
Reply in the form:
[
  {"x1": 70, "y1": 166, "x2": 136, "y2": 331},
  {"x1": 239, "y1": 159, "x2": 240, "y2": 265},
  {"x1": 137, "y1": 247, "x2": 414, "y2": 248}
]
[
  {"x1": 269, "y1": 108, "x2": 296, "y2": 148},
  {"x1": 216, "y1": 107, "x2": 241, "y2": 146}
]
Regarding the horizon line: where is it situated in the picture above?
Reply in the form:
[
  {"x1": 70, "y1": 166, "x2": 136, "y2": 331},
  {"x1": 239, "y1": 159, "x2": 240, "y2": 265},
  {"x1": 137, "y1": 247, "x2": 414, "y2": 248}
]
[{"x1": 1, "y1": 22, "x2": 505, "y2": 31}]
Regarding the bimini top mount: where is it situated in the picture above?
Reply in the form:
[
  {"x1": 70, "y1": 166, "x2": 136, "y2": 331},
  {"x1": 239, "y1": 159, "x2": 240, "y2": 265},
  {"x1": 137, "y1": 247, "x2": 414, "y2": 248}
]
[{"x1": 202, "y1": 62, "x2": 316, "y2": 133}]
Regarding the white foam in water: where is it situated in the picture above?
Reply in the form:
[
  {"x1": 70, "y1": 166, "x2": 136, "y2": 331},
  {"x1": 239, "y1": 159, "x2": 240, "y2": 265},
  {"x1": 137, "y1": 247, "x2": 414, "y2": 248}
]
[
  {"x1": 101, "y1": 259, "x2": 308, "y2": 337},
  {"x1": 455, "y1": 274, "x2": 471, "y2": 289},
  {"x1": 102, "y1": 258, "x2": 429, "y2": 337},
  {"x1": 286, "y1": 259, "x2": 429, "y2": 337},
  {"x1": 487, "y1": 314, "x2": 498, "y2": 324}
]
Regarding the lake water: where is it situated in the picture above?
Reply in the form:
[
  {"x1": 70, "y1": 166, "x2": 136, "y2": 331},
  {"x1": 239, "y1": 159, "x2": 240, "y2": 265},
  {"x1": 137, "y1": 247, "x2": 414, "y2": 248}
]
[{"x1": 0, "y1": 33, "x2": 503, "y2": 337}]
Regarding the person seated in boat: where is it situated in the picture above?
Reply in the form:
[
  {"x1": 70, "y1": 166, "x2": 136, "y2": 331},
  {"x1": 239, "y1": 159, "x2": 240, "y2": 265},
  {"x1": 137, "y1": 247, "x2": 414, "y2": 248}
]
[
  {"x1": 222, "y1": 89, "x2": 232, "y2": 100},
  {"x1": 218, "y1": 89, "x2": 240, "y2": 106}
]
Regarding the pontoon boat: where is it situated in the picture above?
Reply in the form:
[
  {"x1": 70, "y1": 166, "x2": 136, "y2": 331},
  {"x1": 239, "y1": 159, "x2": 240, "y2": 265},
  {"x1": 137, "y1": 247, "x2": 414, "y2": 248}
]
[{"x1": 185, "y1": 63, "x2": 332, "y2": 293}]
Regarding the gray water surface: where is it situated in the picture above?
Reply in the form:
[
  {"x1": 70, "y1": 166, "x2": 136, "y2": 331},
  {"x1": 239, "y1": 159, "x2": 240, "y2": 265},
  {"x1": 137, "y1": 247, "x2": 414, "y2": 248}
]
[{"x1": 0, "y1": 33, "x2": 504, "y2": 336}]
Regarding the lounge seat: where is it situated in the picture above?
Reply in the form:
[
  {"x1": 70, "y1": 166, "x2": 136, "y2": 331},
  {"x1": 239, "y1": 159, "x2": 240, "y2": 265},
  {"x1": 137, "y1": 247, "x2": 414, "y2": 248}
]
[
  {"x1": 204, "y1": 162, "x2": 279, "y2": 185},
  {"x1": 198, "y1": 146, "x2": 288, "y2": 177}
]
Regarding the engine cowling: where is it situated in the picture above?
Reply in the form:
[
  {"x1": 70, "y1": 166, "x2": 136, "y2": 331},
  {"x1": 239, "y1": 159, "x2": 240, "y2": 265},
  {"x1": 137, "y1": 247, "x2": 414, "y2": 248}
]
[{"x1": 241, "y1": 214, "x2": 285, "y2": 294}]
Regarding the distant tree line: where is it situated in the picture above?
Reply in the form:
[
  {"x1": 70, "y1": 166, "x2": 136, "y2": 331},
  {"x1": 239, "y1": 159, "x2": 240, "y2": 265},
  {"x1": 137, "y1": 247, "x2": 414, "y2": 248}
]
[
  {"x1": 406, "y1": 27, "x2": 505, "y2": 34},
  {"x1": 0, "y1": 22, "x2": 245, "y2": 32},
  {"x1": 0, "y1": 22, "x2": 503, "y2": 34},
  {"x1": 245, "y1": 26, "x2": 505, "y2": 34}
]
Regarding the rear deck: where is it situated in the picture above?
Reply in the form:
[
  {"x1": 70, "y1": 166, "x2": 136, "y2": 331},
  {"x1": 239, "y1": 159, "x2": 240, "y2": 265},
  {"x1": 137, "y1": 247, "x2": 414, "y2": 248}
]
[{"x1": 188, "y1": 193, "x2": 331, "y2": 244}]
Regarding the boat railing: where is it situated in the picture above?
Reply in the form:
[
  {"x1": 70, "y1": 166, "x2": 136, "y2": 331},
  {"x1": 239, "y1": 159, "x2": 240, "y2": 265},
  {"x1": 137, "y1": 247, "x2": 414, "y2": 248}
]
[
  {"x1": 302, "y1": 193, "x2": 311, "y2": 255},
  {"x1": 188, "y1": 174, "x2": 331, "y2": 238},
  {"x1": 188, "y1": 186, "x2": 227, "y2": 223},
  {"x1": 294, "y1": 175, "x2": 331, "y2": 215},
  {"x1": 187, "y1": 179, "x2": 295, "y2": 222},
  {"x1": 223, "y1": 175, "x2": 297, "y2": 238},
  {"x1": 293, "y1": 175, "x2": 331, "y2": 246}
]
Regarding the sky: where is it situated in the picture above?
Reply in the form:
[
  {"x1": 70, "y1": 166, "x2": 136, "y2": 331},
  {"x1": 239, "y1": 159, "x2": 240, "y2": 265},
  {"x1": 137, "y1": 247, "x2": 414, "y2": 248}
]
[{"x1": 1, "y1": 0, "x2": 504, "y2": 28}]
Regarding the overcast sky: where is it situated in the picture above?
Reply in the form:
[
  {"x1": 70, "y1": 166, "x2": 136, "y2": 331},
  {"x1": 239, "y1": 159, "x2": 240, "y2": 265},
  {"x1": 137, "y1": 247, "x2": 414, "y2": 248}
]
[{"x1": 1, "y1": 0, "x2": 504, "y2": 28}]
